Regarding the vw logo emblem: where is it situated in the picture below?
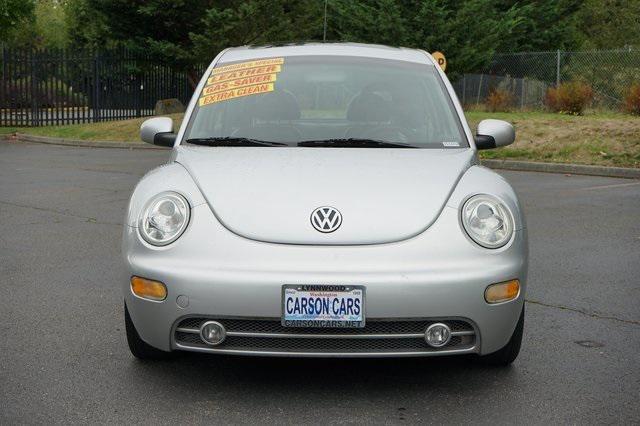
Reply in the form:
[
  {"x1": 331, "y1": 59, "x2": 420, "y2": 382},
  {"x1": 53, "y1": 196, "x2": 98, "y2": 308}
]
[{"x1": 310, "y1": 206, "x2": 342, "y2": 233}]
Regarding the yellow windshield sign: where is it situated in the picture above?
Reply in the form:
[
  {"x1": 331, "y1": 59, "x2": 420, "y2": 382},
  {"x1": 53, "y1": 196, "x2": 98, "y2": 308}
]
[
  {"x1": 212, "y1": 57, "x2": 284, "y2": 74},
  {"x1": 198, "y1": 57, "x2": 285, "y2": 107},
  {"x1": 199, "y1": 83, "x2": 275, "y2": 107},
  {"x1": 202, "y1": 73, "x2": 278, "y2": 96},
  {"x1": 206, "y1": 64, "x2": 282, "y2": 85}
]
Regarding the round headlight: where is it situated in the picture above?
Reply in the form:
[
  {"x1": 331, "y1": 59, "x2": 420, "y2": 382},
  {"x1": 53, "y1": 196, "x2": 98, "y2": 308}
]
[
  {"x1": 461, "y1": 194, "x2": 514, "y2": 249},
  {"x1": 139, "y1": 192, "x2": 190, "y2": 246}
]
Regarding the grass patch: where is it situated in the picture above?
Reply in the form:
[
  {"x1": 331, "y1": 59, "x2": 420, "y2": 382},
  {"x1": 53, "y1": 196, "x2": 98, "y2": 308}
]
[
  {"x1": 0, "y1": 127, "x2": 18, "y2": 135},
  {"x1": 3, "y1": 111, "x2": 639, "y2": 167},
  {"x1": 3, "y1": 114, "x2": 184, "y2": 143},
  {"x1": 467, "y1": 111, "x2": 640, "y2": 168}
]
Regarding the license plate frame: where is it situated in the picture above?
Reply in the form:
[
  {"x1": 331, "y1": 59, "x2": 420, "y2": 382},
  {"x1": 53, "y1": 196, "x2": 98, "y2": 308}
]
[{"x1": 281, "y1": 284, "x2": 366, "y2": 328}]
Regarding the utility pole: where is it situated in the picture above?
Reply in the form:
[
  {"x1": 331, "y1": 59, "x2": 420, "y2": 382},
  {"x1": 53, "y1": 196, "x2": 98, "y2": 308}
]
[{"x1": 323, "y1": 0, "x2": 328, "y2": 42}]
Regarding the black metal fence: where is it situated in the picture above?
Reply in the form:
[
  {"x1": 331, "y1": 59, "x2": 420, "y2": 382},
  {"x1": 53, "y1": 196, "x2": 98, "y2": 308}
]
[{"x1": 0, "y1": 47, "x2": 203, "y2": 127}]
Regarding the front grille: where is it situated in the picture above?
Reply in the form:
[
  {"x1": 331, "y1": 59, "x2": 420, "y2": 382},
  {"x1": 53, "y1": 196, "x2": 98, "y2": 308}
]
[
  {"x1": 177, "y1": 317, "x2": 472, "y2": 334},
  {"x1": 173, "y1": 317, "x2": 477, "y2": 356}
]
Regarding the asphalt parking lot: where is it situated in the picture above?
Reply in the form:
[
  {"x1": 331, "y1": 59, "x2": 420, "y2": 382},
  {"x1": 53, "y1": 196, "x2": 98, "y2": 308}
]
[{"x1": 1, "y1": 140, "x2": 639, "y2": 424}]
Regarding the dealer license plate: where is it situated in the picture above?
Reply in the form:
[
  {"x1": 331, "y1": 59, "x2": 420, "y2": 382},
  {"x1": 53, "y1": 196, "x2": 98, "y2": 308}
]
[{"x1": 282, "y1": 285, "x2": 365, "y2": 328}]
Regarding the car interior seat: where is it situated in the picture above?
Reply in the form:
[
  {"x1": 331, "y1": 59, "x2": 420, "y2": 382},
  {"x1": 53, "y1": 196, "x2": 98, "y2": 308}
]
[
  {"x1": 232, "y1": 90, "x2": 302, "y2": 142},
  {"x1": 344, "y1": 91, "x2": 392, "y2": 139}
]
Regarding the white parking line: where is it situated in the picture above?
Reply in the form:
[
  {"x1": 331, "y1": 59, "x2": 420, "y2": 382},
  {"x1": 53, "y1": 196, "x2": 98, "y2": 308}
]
[{"x1": 579, "y1": 181, "x2": 640, "y2": 191}]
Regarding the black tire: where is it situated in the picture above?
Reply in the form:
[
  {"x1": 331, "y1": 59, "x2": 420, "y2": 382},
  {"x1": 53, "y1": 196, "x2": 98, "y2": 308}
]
[
  {"x1": 481, "y1": 305, "x2": 524, "y2": 367},
  {"x1": 124, "y1": 303, "x2": 175, "y2": 360}
]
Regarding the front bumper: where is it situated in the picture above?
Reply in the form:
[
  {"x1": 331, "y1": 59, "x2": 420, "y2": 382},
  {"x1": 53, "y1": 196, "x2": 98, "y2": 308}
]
[
  {"x1": 170, "y1": 316, "x2": 480, "y2": 357},
  {"x1": 123, "y1": 203, "x2": 527, "y2": 357}
]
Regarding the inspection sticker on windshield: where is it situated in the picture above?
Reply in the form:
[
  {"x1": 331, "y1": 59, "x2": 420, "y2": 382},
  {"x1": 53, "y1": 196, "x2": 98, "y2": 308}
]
[
  {"x1": 282, "y1": 285, "x2": 365, "y2": 328},
  {"x1": 199, "y1": 83, "x2": 275, "y2": 106}
]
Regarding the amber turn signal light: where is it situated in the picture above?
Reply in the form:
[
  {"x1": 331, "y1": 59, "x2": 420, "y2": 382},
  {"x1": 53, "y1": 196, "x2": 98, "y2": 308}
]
[
  {"x1": 485, "y1": 279, "x2": 520, "y2": 304},
  {"x1": 131, "y1": 276, "x2": 167, "y2": 301}
]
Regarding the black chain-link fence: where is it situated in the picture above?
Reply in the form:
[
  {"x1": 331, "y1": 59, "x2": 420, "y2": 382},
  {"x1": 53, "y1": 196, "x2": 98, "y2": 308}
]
[{"x1": 452, "y1": 47, "x2": 640, "y2": 110}]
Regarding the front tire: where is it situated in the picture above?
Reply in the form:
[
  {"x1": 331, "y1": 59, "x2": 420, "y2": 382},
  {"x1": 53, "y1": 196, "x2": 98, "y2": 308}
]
[
  {"x1": 124, "y1": 303, "x2": 174, "y2": 360},
  {"x1": 481, "y1": 305, "x2": 524, "y2": 367}
]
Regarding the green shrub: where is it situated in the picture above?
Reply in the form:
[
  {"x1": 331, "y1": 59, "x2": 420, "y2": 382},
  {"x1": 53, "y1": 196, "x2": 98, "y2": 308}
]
[
  {"x1": 624, "y1": 84, "x2": 640, "y2": 115},
  {"x1": 545, "y1": 81, "x2": 593, "y2": 115},
  {"x1": 486, "y1": 88, "x2": 514, "y2": 112},
  {"x1": 1, "y1": 76, "x2": 87, "y2": 108}
]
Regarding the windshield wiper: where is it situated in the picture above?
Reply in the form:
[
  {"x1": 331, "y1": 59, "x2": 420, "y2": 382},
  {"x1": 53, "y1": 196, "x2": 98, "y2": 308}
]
[
  {"x1": 297, "y1": 138, "x2": 417, "y2": 148},
  {"x1": 186, "y1": 137, "x2": 287, "y2": 147}
]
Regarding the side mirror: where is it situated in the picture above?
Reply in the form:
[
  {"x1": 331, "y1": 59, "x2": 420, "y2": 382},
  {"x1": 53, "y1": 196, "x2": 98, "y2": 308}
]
[
  {"x1": 140, "y1": 117, "x2": 176, "y2": 147},
  {"x1": 475, "y1": 119, "x2": 515, "y2": 150}
]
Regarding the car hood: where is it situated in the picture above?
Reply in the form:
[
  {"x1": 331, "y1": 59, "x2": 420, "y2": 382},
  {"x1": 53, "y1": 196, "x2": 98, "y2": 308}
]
[{"x1": 174, "y1": 146, "x2": 475, "y2": 245}]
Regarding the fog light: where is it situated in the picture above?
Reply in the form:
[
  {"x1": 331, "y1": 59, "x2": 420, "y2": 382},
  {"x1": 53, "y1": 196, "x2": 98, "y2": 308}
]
[
  {"x1": 425, "y1": 323, "x2": 451, "y2": 347},
  {"x1": 200, "y1": 321, "x2": 226, "y2": 346},
  {"x1": 130, "y1": 276, "x2": 167, "y2": 301},
  {"x1": 485, "y1": 279, "x2": 520, "y2": 304}
]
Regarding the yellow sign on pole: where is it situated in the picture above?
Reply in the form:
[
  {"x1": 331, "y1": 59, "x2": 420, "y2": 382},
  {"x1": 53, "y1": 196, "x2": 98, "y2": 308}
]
[{"x1": 432, "y1": 51, "x2": 446, "y2": 72}]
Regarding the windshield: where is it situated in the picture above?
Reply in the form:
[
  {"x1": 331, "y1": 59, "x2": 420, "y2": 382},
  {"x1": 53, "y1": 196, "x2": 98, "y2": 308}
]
[{"x1": 184, "y1": 55, "x2": 467, "y2": 148}]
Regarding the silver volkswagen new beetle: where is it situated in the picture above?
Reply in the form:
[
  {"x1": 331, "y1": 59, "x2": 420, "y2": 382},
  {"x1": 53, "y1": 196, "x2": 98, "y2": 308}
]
[{"x1": 123, "y1": 43, "x2": 527, "y2": 366}]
